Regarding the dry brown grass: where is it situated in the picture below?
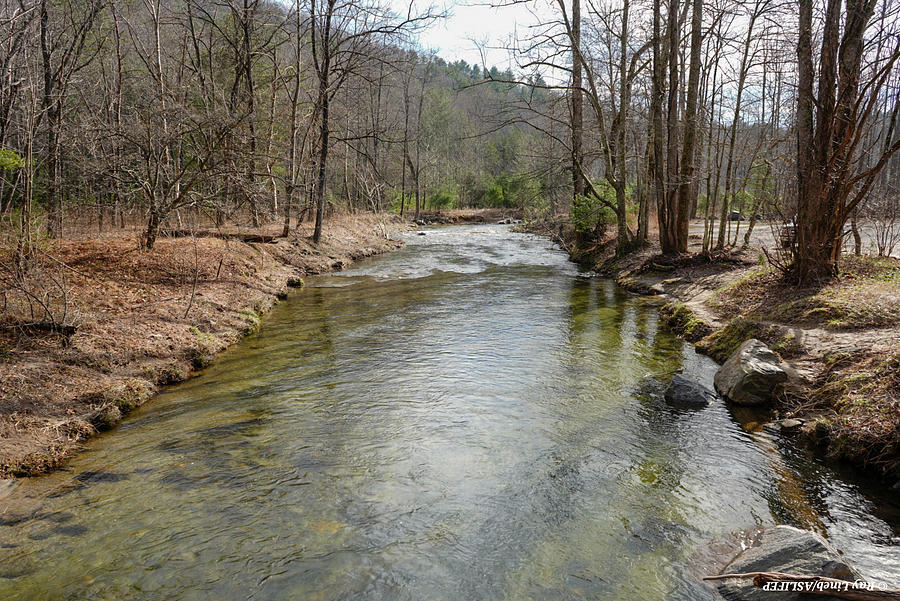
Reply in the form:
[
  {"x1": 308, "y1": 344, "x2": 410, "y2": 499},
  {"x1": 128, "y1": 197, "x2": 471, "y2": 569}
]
[
  {"x1": 795, "y1": 348, "x2": 900, "y2": 478},
  {"x1": 0, "y1": 213, "x2": 404, "y2": 477},
  {"x1": 712, "y1": 255, "x2": 900, "y2": 330}
]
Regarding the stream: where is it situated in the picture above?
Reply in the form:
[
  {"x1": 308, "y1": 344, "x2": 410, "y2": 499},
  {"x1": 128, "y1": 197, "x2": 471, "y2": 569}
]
[{"x1": 1, "y1": 224, "x2": 897, "y2": 600}]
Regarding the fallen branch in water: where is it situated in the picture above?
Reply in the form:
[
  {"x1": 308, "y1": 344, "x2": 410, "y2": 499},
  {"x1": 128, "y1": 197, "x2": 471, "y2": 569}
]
[{"x1": 703, "y1": 572, "x2": 900, "y2": 600}]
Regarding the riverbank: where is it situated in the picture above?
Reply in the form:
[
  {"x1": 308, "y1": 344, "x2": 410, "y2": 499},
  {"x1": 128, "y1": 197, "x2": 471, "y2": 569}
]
[
  {"x1": 524, "y1": 217, "x2": 900, "y2": 483},
  {"x1": 6, "y1": 221, "x2": 896, "y2": 598},
  {"x1": 0, "y1": 213, "x2": 406, "y2": 478}
]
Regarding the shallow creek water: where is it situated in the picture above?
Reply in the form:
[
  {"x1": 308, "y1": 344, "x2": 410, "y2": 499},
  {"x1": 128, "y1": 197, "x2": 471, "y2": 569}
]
[{"x1": 1, "y1": 225, "x2": 898, "y2": 600}]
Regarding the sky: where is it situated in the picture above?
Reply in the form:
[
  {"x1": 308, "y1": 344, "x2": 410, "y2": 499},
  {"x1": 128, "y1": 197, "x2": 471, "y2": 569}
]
[{"x1": 408, "y1": 1, "x2": 550, "y2": 70}]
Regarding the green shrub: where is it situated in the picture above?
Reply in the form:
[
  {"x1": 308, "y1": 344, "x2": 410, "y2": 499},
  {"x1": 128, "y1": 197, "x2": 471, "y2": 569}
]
[
  {"x1": 0, "y1": 148, "x2": 24, "y2": 171},
  {"x1": 427, "y1": 187, "x2": 456, "y2": 210},
  {"x1": 571, "y1": 185, "x2": 616, "y2": 234}
]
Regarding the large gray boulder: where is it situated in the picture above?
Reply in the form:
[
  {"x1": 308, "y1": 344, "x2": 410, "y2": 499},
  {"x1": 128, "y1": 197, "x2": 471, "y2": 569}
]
[
  {"x1": 714, "y1": 339, "x2": 787, "y2": 406},
  {"x1": 716, "y1": 525, "x2": 860, "y2": 601},
  {"x1": 664, "y1": 374, "x2": 716, "y2": 408}
]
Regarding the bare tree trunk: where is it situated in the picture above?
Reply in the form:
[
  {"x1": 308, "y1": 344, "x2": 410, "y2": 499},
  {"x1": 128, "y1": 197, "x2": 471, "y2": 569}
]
[
  {"x1": 412, "y1": 61, "x2": 427, "y2": 221},
  {"x1": 111, "y1": 2, "x2": 125, "y2": 231},
  {"x1": 243, "y1": 0, "x2": 260, "y2": 227},
  {"x1": 660, "y1": 0, "x2": 680, "y2": 254},
  {"x1": 400, "y1": 58, "x2": 412, "y2": 218},
  {"x1": 637, "y1": 139, "x2": 650, "y2": 244},
  {"x1": 313, "y1": 77, "x2": 330, "y2": 243},
  {"x1": 612, "y1": 0, "x2": 633, "y2": 254},
  {"x1": 702, "y1": 27, "x2": 724, "y2": 253},
  {"x1": 650, "y1": 0, "x2": 667, "y2": 251},
  {"x1": 673, "y1": 0, "x2": 703, "y2": 253},
  {"x1": 793, "y1": 0, "x2": 895, "y2": 282},
  {"x1": 40, "y1": 0, "x2": 62, "y2": 238},
  {"x1": 145, "y1": 207, "x2": 161, "y2": 250},
  {"x1": 311, "y1": 0, "x2": 335, "y2": 244},
  {"x1": 571, "y1": 0, "x2": 584, "y2": 203},
  {"x1": 716, "y1": 6, "x2": 760, "y2": 249}
]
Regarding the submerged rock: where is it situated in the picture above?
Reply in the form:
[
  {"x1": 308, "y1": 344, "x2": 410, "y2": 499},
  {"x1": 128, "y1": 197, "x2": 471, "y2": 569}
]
[
  {"x1": 715, "y1": 525, "x2": 859, "y2": 601},
  {"x1": 631, "y1": 375, "x2": 666, "y2": 403},
  {"x1": 714, "y1": 339, "x2": 787, "y2": 406},
  {"x1": 0, "y1": 479, "x2": 17, "y2": 500},
  {"x1": 664, "y1": 375, "x2": 716, "y2": 408},
  {"x1": 52, "y1": 524, "x2": 89, "y2": 537},
  {"x1": 0, "y1": 553, "x2": 36, "y2": 579},
  {"x1": 73, "y1": 470, "x2": 130, "y2": 483}
]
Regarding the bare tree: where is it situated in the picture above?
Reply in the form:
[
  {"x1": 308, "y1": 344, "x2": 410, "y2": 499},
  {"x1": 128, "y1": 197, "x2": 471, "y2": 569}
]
[
  {"x1": 309, "y1": 0, "x2": 433, "y2": 243},
  {"x1": 794, "y1": 0, "x2": 900, "y2": 281}
]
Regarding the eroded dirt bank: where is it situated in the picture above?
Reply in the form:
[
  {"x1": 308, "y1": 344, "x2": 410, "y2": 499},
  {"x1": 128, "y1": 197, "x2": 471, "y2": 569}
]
[{"x1": 0, "y1": 214, "x2": 406, "y2": 478}]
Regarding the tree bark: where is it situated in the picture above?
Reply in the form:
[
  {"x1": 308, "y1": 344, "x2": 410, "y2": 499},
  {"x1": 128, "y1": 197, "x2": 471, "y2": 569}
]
[
  {"x1": 673, "y1": 0, "x2": 703, "y2": 253},
  {"x1": 793, "y1": 0, "x2": 887, "y2": 282},
  {"x1": 312, "y1": 0, "x2": 335, "y2": 244},
  {"x1": 659, "y1": 0, "x2": 680, "y2": 254},
  {"x1": 571, "y1": 0, "x2": 585, "y2": 204},
  {"x1": 650, "y1": 0, "x2": 667, "y2": 252}
]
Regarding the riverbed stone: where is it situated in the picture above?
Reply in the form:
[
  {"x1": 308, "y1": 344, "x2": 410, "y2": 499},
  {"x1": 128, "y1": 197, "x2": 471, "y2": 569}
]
[
  {"x1": 715, "y1": 525, "x2": 860, "y2": 601},
  {"x1": 664, "y1": 375, "x2": 716, "y2": 408},
  {"x1": 779, "y1": 418, "x2": 804, "y2": 433},
  {"x1": 714, "y1": 339, "x2": 787, "y2": 406}
]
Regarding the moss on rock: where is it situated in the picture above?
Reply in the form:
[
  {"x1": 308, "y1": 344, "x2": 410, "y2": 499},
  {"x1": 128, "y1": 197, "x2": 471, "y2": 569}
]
[
  {"x1": 696, "y1": 317, "x2": 766, "y2": 363},
  {"x1": 659, "y1": 302, "x2": 713, "y2": 342}
]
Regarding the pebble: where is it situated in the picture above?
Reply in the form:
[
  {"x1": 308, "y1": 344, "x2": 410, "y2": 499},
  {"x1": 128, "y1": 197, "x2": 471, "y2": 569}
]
[{"x1": 779, "y1": 418, "x2": 804, "y2": 433}]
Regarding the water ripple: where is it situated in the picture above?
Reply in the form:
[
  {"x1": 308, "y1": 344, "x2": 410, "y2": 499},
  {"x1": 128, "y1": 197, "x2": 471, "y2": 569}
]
[{"x1": 1, "y1": 225, "x2": 897, "y2": 600}]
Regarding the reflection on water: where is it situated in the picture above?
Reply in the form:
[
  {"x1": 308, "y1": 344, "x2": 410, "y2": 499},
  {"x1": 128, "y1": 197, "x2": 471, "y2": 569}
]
[{"x1": 1, "y1": 225, "x2": 897, "y2": 600}]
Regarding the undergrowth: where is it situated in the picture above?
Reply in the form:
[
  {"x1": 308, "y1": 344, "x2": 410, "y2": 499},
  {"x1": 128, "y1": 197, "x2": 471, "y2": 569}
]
[
  {"x1": 799, "y1": 349, "x2": 900, "y2": 479},
  {"x1": 711, "y1": 255, "x2": 900, "y2": 330}
]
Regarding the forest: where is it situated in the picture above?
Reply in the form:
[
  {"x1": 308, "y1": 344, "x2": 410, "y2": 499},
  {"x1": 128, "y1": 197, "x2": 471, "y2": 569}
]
[
  {"x1": 1, "y1": 0, "x2": 898, "y2": 276},
  {"x1": 0, "y1": 0, "x2": 550, "y2": 249}
]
